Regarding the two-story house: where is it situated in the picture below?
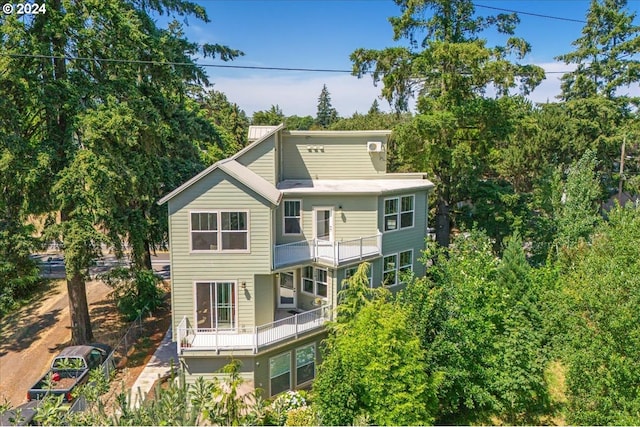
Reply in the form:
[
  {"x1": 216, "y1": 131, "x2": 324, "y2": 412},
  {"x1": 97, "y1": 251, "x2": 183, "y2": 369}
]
[{"x1": 158, "y1": 125, "x2": 434, "y2": 396}]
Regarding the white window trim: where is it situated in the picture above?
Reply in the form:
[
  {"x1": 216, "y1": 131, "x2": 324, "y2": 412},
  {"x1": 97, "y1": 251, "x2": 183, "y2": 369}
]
[
  {"x1": 300, "y1": 266, "x2": 329, "y2": 299},
  {"x1": 269, "y1": 351, "x2": 292, "y2": 397},
  {"x1": 383, "y1": 197, "x2": 399, "y2": 232},
  {"x1": 383, "y1": 254, "x2": 398, "y2": 287},
  {"x1": 192, "y1": 280, "x2": 238, "y2": 332},
  {"x1": 312, "y1": 206, "x2": 334, "y2": 242},
  {"x1": 189, "y1": 209, "x2": 250, "y2": 253},
  {"x1": 400, "y1": 195, "x2": 416, "y2": 230},
  {"x1": 383, "y1": 194, "x2": 415, "y2": 233},
  {"x1": 383, "y1": 250, "x2": 414, "y2": 287},
  {"x1": 283, "y1": 199, "x2": 303, "y2": 236},
  {"x1": 398, "y1": 249, "x2": 414, "y2": 285},
  {"x1": 189, "y1": 210, "x2": 218, "y2": 252},
  {"x1": 295, "y1": 343, "x2": 316, "y2": 386}
]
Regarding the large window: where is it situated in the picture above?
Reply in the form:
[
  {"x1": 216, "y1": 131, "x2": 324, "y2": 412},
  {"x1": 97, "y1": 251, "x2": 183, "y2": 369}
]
[
  {"x1": 296, "y1": 344, "x2": 315, "y2": 386},
  {"x1": 190, "y1": 211, "x2": 248, "y2": 251},
  {"x1": 383, "y1": 195, "x2": 414, "y2": 232},
  {"x1": 345, "y1": 265, "x2": 373, "y2": 287},
  {"x1": 195, "y1": 282, "x2": 236, "y2": 330},
  {"x1": 399, "y1": 250, "x2": 413, "y2": 280},
  {"x1": 283, "y1": 200, "x2": 302, "y2": 235},
  {"x1": 383, "y1": 255, "x2": 397, "y2": 286},
  {"x1": 301, "y1": 267, "x2": 328, "y2": 298},
  {"x1": 400, "y1": 196, "x2": 414, "y2": 228},
  {"x1": 383, "y1": 250, "x2": 413, "y2": 287},
  {"x1": 221, "y1": 212, "x2": 248, "y2": 250},
  {"x1": 270, "y1": 352, "x2": 291, "y2": 396},
  {"x1": 191, "y1": 212, "x2": 218, "y2": 250},
  {"x1": 384, "y1": 198, "x2": 398, "y2": 231}
]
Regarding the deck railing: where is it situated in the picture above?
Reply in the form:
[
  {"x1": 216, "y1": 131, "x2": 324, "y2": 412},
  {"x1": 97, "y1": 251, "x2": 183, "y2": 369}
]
[
  {"x1": 274, "y1": 233, "x2": 382, "y2": 269},
  {"x1": 177, "y1": 305, "x2": 332, "y2": 354}
]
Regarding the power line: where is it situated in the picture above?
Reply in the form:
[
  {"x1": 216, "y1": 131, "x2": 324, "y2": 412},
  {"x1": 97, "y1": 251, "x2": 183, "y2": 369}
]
[
  {"x1": 1, "y1": 53, "x2": 351, "y2": 73},
  {"x1": 0, "y1": 52, "x2": 574, "y2": 74},
  {"x1": 474, "y1": 3, "x2": 587, "y2": 24}
]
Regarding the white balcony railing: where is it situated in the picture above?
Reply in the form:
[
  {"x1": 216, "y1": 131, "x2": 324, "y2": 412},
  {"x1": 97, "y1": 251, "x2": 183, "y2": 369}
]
[
  {"x1": 177, "y1": 305, "x2": 332, "y2": 354},
  {"x1": 273, "y1": 233, "x2": 382, "y2": 269}
]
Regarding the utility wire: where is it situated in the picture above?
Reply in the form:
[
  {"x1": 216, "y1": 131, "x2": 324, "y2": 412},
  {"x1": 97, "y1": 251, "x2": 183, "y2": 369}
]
[
  {"x1": 473, "y1": 3, "x2": 587, "y2": 24},
  {"x1": 0, "y1": 3, "x2": 590, "y2": 74},
  {"x1": 0, "y1": 52, "x2": 574, "y2": 74},
  {"x1": 1, "y1": 53, "x2": 350, "y2": 73}
]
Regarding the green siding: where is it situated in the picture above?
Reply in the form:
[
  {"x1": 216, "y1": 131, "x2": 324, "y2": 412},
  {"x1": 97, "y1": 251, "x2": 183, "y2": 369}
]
[
  {"x1": 379, "y1": 190, "x2": 429, "y2": 278},
  {"x1": 281, "y1": 135, "x2": 387, "y2": 179},
  {"x1": 276, "y1": 195, "x2": 378, "y2": 245},
  {"x1": 253, "y1": 335, "x2": 324, "y2": 396},
  {"x1": 168, "y1": 169, "x2": 273, "y2": 335},
  {"x1": 181, "y1": 355, "x2": 255, "y2": 386},
  {"x1": 254, "y1": 274, "x2": 275, "y2": 326},
  {"x1": 180, "y1": 335, "x2": 325, "y2": 397},
  {"x1": 236, "y1": 133, "x2": 277, "y2": 184}
]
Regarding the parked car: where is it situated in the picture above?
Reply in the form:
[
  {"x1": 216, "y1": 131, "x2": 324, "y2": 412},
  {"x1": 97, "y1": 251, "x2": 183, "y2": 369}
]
[{"x1": 26, "y1": 344, "x2": 112, "y2": 403}]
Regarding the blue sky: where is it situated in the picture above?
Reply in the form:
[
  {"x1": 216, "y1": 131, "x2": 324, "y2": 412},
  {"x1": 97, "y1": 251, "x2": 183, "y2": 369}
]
[{"x1": 167, "y1": 0, "x2": 639, "y2": 116}]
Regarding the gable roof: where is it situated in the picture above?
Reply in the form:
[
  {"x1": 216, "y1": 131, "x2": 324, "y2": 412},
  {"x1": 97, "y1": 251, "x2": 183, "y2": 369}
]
[
  {"x1": 219, "y1": 160, "x2": 282, "y2": 205},
  {"x1": 157, "y1": 158, "x2": 281, "y2": 206},
  {"x1": 157, "y1": 124, "x2": 284, "y2": 206}
]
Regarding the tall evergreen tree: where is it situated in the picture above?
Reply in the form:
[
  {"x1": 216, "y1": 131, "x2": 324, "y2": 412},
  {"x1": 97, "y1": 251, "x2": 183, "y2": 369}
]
[
  {"x1": 316, "y1": 84, "x2": 339, "y2": 128},
  {"x1": 0, "y1": 0, "x2": 241, "y2": 344},
  {"x1": 556, "y1": 0, "x2": 640, "y2": 103},
  {"x1": 554, "y1": 0, "x2": 640, "y2": 196}
]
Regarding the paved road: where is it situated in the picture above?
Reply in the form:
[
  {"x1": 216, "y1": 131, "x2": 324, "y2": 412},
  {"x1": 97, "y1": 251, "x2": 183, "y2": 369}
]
[{"x1": 31, "y1": 253, "x2": 170, "y2": 280}]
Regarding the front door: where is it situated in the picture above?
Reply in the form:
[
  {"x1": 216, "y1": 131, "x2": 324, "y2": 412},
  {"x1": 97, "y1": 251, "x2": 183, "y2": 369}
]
[
  {"x1": 313, "y1": 207, "x2": 335, "y2": 260},
  {"x1": 278, "y1": 271, "x2": 296, "y2": 308},
  {"x1": 313, "y1": 207, "x2": 334, "y2": 242}
]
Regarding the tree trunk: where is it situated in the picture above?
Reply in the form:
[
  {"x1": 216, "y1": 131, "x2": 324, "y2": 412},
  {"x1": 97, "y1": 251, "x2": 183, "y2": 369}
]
[
  {"x1": 67, "y1": 270, "x2": 94, "y2": 344},
  {"x1": 60, "y1": 210, "x2": 94, "y2": 345},
  {"x1": 435, "y1": 198, "x2": 451, "y2": 247},
  {"x1": 143, "y1": 239, "x2": 153, "y2": 270},
  {"x1": 49, "y1": 0, "x2": 92, "y2": 345}
]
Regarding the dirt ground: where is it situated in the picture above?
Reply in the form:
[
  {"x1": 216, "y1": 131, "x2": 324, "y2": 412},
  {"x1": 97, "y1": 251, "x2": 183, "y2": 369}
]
[{"x1": 0, "y1": 277, "x2": 171, "y2": 409}]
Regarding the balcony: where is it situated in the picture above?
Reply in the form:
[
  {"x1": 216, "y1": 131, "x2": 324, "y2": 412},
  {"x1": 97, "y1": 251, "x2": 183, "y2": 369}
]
[
  {"x1": 273, "y1": 233, "x2": 382, "y2": 269},
  {"x1": 177, "y1": 305, "x2": 332, "y2": 354}
]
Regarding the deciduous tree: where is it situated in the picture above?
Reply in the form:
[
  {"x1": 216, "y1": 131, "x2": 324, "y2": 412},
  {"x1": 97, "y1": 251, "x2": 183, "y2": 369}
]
[{"x1": 351, "y1": 0, "x2": 544, "y2": 246}]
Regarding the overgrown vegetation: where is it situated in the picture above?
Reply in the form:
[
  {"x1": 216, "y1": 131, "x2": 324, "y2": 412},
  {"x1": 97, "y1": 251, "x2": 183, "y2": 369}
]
[
  {"x1": 101, "y1": 268, "x2": 164, "y2": 321},
  {"x1": 2, "y1": 0, "x2": 640, "y2": 424}
]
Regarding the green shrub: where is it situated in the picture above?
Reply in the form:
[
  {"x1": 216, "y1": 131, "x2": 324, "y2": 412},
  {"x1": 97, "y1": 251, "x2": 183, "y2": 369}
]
[
  {"x1": 266, "y1": 390, "x2": 308, "y2": 425},
  {"x1": 101, "y1": 267, "x2": 163, "y2": 320},
  {"x1": 285, "y1": 405, "x2": 319, "y2": 426}
]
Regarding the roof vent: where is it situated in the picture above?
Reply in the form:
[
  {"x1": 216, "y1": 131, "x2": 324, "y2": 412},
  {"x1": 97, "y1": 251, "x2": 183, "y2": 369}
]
[{"x1": 367, "y1": 141, "x2": 383, "y2": 153}]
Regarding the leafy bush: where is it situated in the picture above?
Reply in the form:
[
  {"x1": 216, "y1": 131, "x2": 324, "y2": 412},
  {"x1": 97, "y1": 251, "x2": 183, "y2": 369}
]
[
  {"x1": 0, "y1": 224, "x2": 41, "y2": 317},
  {"x1": 101, "y1": 267, "x2": 163, "y2": 320},
  {"x1": 266, "y1": 390, "x2": 307, "y2": 425},
  {"x1": 285, "y1": 405, "x2": 319, "y2": 426}
]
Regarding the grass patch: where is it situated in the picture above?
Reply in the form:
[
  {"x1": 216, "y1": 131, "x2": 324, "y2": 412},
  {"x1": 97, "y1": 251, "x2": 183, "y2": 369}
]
[{"x1": 543, "y1": 359, "x2": 568, "y2": 425}]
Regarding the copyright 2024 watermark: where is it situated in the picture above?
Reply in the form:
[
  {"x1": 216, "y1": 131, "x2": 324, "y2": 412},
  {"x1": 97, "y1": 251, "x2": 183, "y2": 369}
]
[{"x1": 3, "y1": 2, "x2": 46, "y2": 15}]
